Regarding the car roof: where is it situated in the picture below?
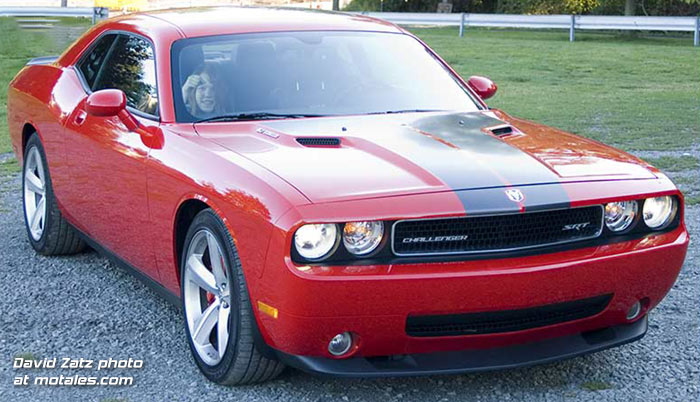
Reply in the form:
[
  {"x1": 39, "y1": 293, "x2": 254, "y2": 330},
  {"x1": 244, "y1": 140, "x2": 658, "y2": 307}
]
[{"x1": 141, "y1": 6, "x2": 403, "y2": 38}]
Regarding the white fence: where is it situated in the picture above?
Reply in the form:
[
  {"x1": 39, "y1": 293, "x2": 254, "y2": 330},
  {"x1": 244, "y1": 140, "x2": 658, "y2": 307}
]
[
  {"x1": 0, "y1": 7, "x2": 108, "y2": 24},
  {"x1": 358, "y1": 12, "x2": 700, "y2": 46},
  {"x1": 0, "y1": 8, "x2": 697, "y2": 45}
]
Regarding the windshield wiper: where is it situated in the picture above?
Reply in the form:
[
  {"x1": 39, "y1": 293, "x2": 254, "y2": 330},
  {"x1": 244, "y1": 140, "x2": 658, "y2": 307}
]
[
  {"x1": 195, "y1": 112, "x2": 326, "y2": 123},
  {"x1": 365, "y1": 109, "x2": 446, "y2": 115}
]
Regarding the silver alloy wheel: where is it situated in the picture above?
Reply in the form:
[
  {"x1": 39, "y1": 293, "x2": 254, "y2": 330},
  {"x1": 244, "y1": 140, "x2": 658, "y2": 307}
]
[
  {"x1": 183, "y1": 229, "x2": 231, "y2": 366},
  {"x1": 23, "y1": 146, "x2": 47, "y2": 241}
]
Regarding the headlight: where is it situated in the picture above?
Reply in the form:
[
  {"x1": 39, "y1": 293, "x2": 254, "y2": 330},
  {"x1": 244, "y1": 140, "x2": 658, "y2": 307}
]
[
  {"x1": 343, "y1": 221, "x2": 384, "y2": 256},
  {"x1": 294, "y1": 224, "x2": 338, "y2": 260},
  {"x1": 604, "y1": 201, "x2": 638, "y2": 232},
  {"x1": 643, "y1": 196, "x2": 677, "y2": 229}
]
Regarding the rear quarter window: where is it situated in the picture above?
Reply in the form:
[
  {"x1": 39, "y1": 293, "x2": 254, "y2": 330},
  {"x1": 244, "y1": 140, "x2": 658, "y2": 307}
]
[
  {"x1": 93, "y1": 34, "x2": 159, "y2": 116},
  {"x1": 78, "y1": 34, "x2": 117, "y2": 89}
]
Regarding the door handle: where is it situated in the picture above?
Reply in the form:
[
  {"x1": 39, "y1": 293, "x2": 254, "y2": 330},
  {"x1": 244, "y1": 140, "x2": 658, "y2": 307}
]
[{"x1": 74, "y1": 110, "x2": 87, "y2": 126}]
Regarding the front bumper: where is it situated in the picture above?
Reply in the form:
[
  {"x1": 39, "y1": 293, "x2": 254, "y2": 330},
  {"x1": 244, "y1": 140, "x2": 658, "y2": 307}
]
[
  {"x1": 275, "y1": 317, "x2": 647, "y2": 377},
  {"x1": 254, "y1": 223, "x2": 686, "y2": 359}
]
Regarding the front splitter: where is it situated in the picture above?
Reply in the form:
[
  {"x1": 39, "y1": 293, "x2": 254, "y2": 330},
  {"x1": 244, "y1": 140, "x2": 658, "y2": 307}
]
[{"x1": 275, "y1": 317, "x2": 647, "y2": 378}]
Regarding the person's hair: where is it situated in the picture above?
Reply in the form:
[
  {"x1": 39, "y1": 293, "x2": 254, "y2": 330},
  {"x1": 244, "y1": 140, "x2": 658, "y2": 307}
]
[{"x1": 185, "y1": 62, "x2": 227, "y2": 116}]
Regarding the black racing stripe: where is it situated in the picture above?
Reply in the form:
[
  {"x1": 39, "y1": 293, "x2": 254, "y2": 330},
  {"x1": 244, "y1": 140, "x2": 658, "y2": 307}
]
[
  {"x1": 520, "y1": 184, "x2": 571, "y2": 212},
  {"x1": 405, "y1": 113, "x2": 571, "y2": 213},
  {"x1": 407, "y1": 113, "x2": 560, "y2": 187},
  {"x1": 395, "y1": 125, "x2": 508, "y2": 191},
  {"x1": 267, "y1": 113, "x2": 514, "y2": 192},
  {"x1": 454, "y1": 184, "x2": 571, "y2": 215},
  {"x1": 265, "y1": 112, "x2": 572, "y2": 214},
  {"x1": 456, "y1": 187, "x2": 521, "y2": 214}
]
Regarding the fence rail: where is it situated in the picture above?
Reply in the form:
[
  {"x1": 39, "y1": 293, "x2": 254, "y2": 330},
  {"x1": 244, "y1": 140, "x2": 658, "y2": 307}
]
[
  {"x1": 0, "y1": 8, "x2": 696, "y2": 45},
  {"x1": 358, "y1": 12, "x2": 700, "y2": 46},
  {"x1": 0, "y1": 7, "x2": 109, "y2": 24}
]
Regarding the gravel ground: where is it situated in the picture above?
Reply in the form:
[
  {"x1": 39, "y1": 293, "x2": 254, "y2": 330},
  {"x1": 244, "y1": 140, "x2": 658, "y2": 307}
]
[{"x1": 0, "y1": 164, "x2": 697, "y2": 402}]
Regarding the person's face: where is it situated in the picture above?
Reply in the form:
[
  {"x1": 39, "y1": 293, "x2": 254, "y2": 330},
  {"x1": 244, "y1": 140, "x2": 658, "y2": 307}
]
[{"x1": 195, "y1": 73, "x2": 216, "y2": 113}]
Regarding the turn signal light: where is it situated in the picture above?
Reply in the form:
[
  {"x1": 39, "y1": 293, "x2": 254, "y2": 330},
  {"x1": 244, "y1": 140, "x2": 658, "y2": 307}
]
[{"x1": 257, "y1": 301, "x2": 278, "y2": 319}]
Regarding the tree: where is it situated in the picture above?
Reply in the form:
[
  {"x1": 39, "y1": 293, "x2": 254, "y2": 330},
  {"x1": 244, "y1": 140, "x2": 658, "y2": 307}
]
[
  {"x1": 333, "y1": 0, "x2": 340, "y2": 10},
  {"x1": 498, "y1": 0, "x2": 599, "y2": 14},
  {"x1": 343, "y1": 0, "x2": 700, "y2": 14}
]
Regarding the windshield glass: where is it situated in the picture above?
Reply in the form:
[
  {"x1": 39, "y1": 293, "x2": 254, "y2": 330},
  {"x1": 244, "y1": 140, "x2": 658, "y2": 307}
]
[{"x1": 171, "y1": 31, "x2": 481, "y2": 122}]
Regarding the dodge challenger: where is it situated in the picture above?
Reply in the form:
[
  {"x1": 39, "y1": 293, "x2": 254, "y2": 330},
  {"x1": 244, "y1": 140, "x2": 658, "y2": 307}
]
[{"x1": 6, "y1": 7, "x2": 689, "y2": 385}]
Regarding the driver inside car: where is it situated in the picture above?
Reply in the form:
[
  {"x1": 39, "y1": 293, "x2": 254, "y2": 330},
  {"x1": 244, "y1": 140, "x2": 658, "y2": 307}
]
[{"x1": 181, "y1": 63, "x2": 226, "y2": 118}]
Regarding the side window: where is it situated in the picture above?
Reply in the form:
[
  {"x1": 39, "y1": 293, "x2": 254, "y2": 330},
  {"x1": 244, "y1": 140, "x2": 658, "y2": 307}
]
[
  {"x1": 94, "y1": 34, "x2": 159, "y2": 116},
  {"x1": 78, "y1": 34, "x2": 117, "y2": 89}
]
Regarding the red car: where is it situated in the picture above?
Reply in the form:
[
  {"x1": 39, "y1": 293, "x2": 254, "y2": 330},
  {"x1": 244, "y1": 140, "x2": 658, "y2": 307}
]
[{"x1": 7, "y1": 7, "x2": 689, "y2": 385}]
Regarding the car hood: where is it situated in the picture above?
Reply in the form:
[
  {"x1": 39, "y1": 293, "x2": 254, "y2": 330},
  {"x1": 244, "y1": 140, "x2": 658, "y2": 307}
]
[{"x1": 195, "y1": 110, "x2": 656, "y2": 203}]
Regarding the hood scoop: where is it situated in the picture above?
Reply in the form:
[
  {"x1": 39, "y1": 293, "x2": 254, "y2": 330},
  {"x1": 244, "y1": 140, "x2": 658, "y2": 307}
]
[
  {"x1": 485, "y1": 124, "x2": 516, "y2": 137},
  {"x1": 197, "y1": 111, "x2": 657, "y2": 204},
  {"x1": 296, "y1": 137, "x2": 341, "y2": 147}
]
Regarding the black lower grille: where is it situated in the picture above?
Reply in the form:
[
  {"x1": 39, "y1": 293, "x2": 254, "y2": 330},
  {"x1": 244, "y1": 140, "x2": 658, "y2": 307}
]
[
  {"x1": 406, "y1": 294, "x2": 612, "y2": 337},
  {"x1": 392, "y1": 206, "x2": 603, "y2": 256}
]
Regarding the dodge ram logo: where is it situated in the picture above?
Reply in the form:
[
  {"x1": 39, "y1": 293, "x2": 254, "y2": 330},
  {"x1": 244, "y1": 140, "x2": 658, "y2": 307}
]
[{"x1": 505, "y1": 189, "x2": 524, "y2": 203}]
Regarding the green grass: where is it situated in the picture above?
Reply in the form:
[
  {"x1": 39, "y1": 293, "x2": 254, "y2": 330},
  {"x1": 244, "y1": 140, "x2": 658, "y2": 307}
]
[
  {"x1": 673, "y1": 176, "x2": 698, "y2": 186},
  {"x1": 686, "y1": 195, "x2": 700, "y2": 206},
  {"x1": 670, "y1": 175, "x2": 700, "y2": 203},
  {"x1": 13, "y1": 352, "x2": 37, "y2": 361},
  {"x1": 0, "y1": 17, "x2": 91, "y2": 154},
  {"x1": 410, "y1": 27, "x2": 700, "y2": 152},
  {"x1": 0, "y1": 157, "x2": 20, "y2": 177},
  {"x1": 580, "y1": 380, "x2": 614, "y2": 391},
  {"x1": 1, "y1": 22, "x2": 697, "y2": 156},
  {"x1": 643, "y1": 155, "x2": 700, "y2": 172}
]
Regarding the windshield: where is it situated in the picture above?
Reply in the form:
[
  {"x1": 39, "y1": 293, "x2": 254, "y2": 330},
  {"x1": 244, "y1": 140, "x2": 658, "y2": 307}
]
[{"x1": 171, "y1": 31, "x2": 481, "y2": 122}]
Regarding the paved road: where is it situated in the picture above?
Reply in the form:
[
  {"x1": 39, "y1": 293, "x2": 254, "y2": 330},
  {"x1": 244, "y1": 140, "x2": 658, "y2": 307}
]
[{"x1": 0, "y1": 165, "x2": 697, "y2": 402}]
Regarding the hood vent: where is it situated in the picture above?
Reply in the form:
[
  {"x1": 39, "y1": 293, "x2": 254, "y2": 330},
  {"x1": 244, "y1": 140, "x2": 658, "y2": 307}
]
[
  {"x1": 487, "y1": 125, "x2": 514, "y2": 136},
  {"x1": 296, "y1": 137, "x2": 341, "y2": 147}
]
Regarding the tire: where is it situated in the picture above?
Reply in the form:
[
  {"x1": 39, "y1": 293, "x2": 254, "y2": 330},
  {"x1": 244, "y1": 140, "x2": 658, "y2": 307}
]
[
  {"x1": 22, "y1": 133, "x2": 85, "y2": 255},
  {"x1": 180, "y1": 209, "x2": 284, "y2": 385}
]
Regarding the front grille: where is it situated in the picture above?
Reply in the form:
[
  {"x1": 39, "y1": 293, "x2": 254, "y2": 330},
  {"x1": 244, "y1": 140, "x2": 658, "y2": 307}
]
[
  {"x1": 392, "y1": 206, "x2": 603, "y2": 256},
  {"x1": 406, "y1": 294, "x2": 612, "y2": 337}
]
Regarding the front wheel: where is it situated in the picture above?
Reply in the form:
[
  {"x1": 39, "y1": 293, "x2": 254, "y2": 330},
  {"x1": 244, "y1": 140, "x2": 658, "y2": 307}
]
[
  {"x1": 22, "y1": 134, "x2": 85, "y2": 255},
  {"x1": 181, "y1": 209, "x2": 284, "y2": 385}
]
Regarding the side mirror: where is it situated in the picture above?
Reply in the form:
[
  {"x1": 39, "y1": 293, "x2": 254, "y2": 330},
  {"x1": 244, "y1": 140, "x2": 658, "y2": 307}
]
[
  {"x1": 86, "y1": 89, "x2": 141, "y2": 132},
  {"x1": 86, "y1": 89, "x2": 126, "y2": 117},
  {"x1": 467, "y1": 76, "x2": 498, "y2": 100},
  {"x1": 84, "y1": 88, "x2": 162, "y2": 149}
]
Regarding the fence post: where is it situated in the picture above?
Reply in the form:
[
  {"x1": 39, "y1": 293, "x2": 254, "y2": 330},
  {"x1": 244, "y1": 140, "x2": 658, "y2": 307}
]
[
  {"x1": 695, "y1": 16, "x2": 699, "y2": 47},
  {"x1": 569, "y1": 15, "x2": 576, "y2": 42},
  {"x1": 91, "y1": 7, "x2": 108, "y2": 24},
  {"x1": 92, "y1": 7, "x2": 108, "y2": 24},
  {"x1": 459, "y1": 13, "x2": 465, "y2": 37}
]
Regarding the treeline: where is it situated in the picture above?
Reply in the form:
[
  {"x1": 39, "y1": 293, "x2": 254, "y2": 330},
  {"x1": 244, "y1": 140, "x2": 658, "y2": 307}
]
[{"x1": 343, "y1": 0, "x2": 700, "y2": 16}]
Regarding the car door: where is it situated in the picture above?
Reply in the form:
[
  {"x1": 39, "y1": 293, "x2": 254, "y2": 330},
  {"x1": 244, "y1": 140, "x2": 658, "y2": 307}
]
[{"x1": 63, "y1": 32, "x2": 160, "y2": 280}]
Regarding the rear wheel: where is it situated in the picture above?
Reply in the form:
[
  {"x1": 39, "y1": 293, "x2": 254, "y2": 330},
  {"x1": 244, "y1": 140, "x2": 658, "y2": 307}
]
[
  {"x1": 181, "y1": 209, "x2": 284, "y2": 385},
  {"x1": 22, "y1": 134, "x2": 85, "y2": 255}
]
